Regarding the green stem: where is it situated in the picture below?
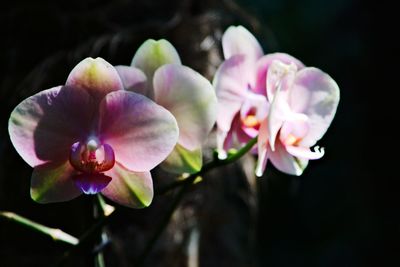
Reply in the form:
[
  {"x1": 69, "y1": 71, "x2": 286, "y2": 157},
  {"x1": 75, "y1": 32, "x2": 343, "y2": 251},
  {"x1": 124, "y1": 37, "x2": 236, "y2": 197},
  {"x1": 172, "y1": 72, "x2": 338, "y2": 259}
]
[
  {"x1": 93, "y1": 194, "x2": 107, "y2": 267},
  {"x1": 138, "y1": 136, "x2": 258, "y2": 266},
  {"x1": 94, "y1": 195, "x2": 109, "y2": 267},
  {"x1": 55, "y1": 205, "x2": 116, "y2": 266},
  {"x1": 95, "y1": 252, "x2": 106, "y2": 267},
  {"x1": 156, "y1": 136, "x2": 258, "y2": 195},
  {"x1": 0, "y1": 211, "x2": 79, "y2": 245}
]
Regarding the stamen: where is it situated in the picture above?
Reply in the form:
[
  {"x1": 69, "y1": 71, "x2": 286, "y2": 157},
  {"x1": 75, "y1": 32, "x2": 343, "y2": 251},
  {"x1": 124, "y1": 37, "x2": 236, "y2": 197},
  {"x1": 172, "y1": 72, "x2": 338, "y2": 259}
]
[
  {"x1": 69, "y1": 140, "x2": 115, "y2": 174},
  {"x1": 284, "y1": 134, "x2": 301, "y2": 146},
  {"x1": 242, "y1": 115, "x2": 260, "y2": 128}
]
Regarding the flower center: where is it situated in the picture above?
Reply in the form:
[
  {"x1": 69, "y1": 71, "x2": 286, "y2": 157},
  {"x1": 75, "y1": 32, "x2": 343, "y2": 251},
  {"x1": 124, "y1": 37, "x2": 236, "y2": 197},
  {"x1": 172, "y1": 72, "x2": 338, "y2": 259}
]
[
  {"x1": 69, "y1": 137, "x2": 115, "y2": 195},
  {"x1": 283, "y1": 133, "x2": 301, "y2": 146},
  {"x1": 69, "y1": 137, "x2": 115, "y2": 174},
  {"x1": 242, "y1": 114, "x2": 260, "y2": 128},
  {"x1": 241, "y1": 107, "x2": 261, "y2": 131}
]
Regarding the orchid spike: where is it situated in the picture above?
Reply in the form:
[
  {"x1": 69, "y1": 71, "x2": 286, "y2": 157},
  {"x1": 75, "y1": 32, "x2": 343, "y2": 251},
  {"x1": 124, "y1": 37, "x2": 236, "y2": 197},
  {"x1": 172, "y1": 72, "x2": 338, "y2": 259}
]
[{"x1": 9, "y1": 57, "x2": 179, "y2": 208}]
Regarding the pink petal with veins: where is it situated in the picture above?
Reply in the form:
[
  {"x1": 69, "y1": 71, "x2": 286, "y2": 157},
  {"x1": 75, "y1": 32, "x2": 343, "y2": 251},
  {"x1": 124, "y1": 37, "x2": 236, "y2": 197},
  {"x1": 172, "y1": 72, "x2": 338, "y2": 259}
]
[
  {"x1": 213, "y1": 54, "x2": 254, "y2": 132},
  {"x1": 99, "y1": 91, "x2": 179, "y2": 172},
  {"x1": 9, "y1": 86, "x2": 94, "y2": 167},
  {"x1": 153, "y1": 64, "x2": 217, "y2": 150}
]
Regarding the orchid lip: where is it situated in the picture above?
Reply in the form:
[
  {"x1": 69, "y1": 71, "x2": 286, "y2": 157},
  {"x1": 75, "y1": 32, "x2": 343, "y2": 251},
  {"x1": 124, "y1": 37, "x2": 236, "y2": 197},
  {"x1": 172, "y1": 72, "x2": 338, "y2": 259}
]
[{"x1": 72, "y1": 173, "x2": 112, "y2": 195}]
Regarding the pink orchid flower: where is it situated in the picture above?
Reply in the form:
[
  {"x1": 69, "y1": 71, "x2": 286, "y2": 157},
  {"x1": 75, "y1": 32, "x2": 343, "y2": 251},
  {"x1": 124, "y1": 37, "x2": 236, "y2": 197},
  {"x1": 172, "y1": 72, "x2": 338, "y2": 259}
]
[
  {"x1": 115, "y1": 39, "x2": 217, "y2": 174},
  {"x1": 215, "y1": 25, "x2": 339, "y2": 176},
  {"x1": 214, "y1": 25, "x2": 304, "y2": 159},
  {"x1": 256, "y1": 60, "x2": 339, "y2": 176},
  {"x1": 8, "y1": 57, "x2": 179, "y2": 208}
]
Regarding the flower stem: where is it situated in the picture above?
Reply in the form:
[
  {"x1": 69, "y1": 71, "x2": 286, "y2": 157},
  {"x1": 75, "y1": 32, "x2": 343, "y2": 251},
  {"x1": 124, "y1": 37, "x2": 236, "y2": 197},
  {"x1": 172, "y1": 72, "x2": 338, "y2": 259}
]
[
  {"x1": 0, "y1": 211, "x2": 79, "y2": 245},
  {"x1": 155, "y1": 136, "x2": 258, "y2": 195},
  {"x1": 55, "y1": 202, "x2": 116, "y2": 266},
  {"x1": 138, "y1": 136, "x2": 258, "y2": 266},
  {"x1": 93, "y1": 195, "x2": 109, "y2": 267}
]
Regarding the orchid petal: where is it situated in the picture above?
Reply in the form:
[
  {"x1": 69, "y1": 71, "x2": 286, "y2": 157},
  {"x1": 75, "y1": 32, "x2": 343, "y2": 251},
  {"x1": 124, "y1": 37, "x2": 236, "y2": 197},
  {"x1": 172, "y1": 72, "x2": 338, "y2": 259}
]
[
  {"x1": 240, "y1": 92, "x2": 269, "y2": 122},
  {"x1": 154, "y1": 64, "x2": 217, "y2": 150},
  {"x1": 216, "y1": 113, "x2": 249, "y2": 159},
  {"x1": 267, "y1": 87, "x2": 291, "y2": 151},
  {"x1": 31, "y1": 161, "x2": 81, "y2": 203},
  {"x1": 232, "y1": 113, "x2": 254, "y2": 143},
  {"x1": 115, "y1": 65, "x2": 147, "y2": 95},
  {"x1": 255, "y1": 146, "x2": 268, "y2": 177},
  {"x1": 213, "y1": 54, "x2": 253, "y2": 132},
  {"x1": 160, "y1": 144, "x2": 202, "y2": 174},
  {"x1": 266, "y1": 60, "x2": 297, "y2": 102},
  {"x1": 290, "y1": 68, "x2": 340, "y2": 147},
  {"x1": 269, "y1": 141, "x2": 309, "y2": 176},
  {"x1": 267, "y1": 61, "x2": 301, "y2": 150},
  {"x1": 285, "y1": 145, "x2": 325, "y2": 160},
  {"x1": 99, "y1": 91, "x2": 179, "y2": 172},
  {"x1": 102, "y1": 163, "x2": 153, "y2": 208},
  {"x1": 9, "y1": 86, "x2": 94, "y2": 167},
  {"x1": 222, "y1": 25, "x2": 263, "y2": 62},
  {"x1": 279, "y1": 114, "x2": 309, "y2": 144},
  {"x1": 255, "y1": 118, "x2": 269, "y2": 177},
  {"x1": 254, "y1": 53, "x2": 304, "y2": 96},
  {"x1": 237, "y1": 124, "x2": 255, "y2": 141},
  {"x1": 131, "y1": 39, "x2": 181, "y2": 98},
  {"x1": 66, "y1": 57, "x2": 123, "y2": 102}
]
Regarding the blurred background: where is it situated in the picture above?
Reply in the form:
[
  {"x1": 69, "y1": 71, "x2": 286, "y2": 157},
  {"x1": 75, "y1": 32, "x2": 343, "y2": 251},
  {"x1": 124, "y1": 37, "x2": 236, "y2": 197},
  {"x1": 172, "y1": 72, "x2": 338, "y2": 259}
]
[{"x1": 0, "y1": 0, "x2": 396, "y2": 266}]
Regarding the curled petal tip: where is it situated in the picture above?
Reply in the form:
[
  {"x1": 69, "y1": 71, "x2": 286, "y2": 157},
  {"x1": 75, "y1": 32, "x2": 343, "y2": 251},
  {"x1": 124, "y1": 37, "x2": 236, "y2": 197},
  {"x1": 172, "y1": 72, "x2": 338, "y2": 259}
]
[{"x1": 286, "y1": 145, "x2": 325, "y2": 160}]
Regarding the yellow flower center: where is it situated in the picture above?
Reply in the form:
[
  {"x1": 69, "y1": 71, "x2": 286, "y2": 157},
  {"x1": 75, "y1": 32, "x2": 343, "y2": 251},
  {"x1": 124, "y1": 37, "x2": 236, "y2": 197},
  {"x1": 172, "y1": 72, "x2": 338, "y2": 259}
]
[
  {"x1": 242, "y1": 114, "x2": 260, "y2": 128},
  {"x1": 284, "y1": 134, "x2": 301, "y2": 146}
]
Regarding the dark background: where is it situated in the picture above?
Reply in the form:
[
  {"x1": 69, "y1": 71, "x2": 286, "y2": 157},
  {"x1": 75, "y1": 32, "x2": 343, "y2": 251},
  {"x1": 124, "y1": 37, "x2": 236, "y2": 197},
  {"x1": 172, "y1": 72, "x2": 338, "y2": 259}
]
[{"x1": 0, "y1": 0, "x2": 396, "y2": 266}]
